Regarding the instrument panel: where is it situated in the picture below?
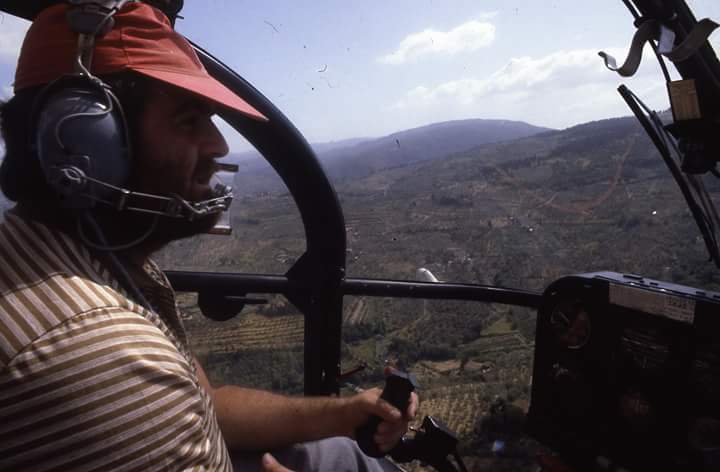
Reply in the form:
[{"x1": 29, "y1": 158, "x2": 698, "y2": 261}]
[{"x1": 527, "y1": 272, "x2": 720, "y2": 472}]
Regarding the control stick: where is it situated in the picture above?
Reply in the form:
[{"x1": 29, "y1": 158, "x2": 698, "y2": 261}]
[{"x1": 355, "y1": 368, "x2": 419, "y2": 457}]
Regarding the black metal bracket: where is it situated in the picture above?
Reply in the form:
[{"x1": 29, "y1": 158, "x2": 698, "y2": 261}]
[
  {"x1": 166, "y1": 269, "x2": 543, "y2": 396},
  {"x1": 191, "y1": 43, "x2": 348, "y2": 396}
]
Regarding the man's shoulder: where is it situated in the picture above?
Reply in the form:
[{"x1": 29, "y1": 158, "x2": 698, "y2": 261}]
[
  {"x1": 0, "y1": 214, "x2": 145, "y2": 369},
  {"x1": 0, "y1": 212, "x2": 107, "y2": 285},
  {"x1": 0, "y1": 304, "x2": 230, "y2": 472}
]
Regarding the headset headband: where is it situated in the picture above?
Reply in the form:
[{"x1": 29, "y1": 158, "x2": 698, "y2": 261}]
[{"x1": 66, "y1": 1, "x2": 134, "y2": 73}]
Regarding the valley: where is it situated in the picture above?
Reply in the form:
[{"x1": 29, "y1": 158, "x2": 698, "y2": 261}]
[
  {"x1": 1, "y1": 114, "x2": 717, "y2": 470},
  {"x1": 158, "y1": 116, "x2": 720, "y2": 469}
]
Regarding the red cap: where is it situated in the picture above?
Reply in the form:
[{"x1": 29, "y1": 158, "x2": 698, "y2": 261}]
[{"x1": 15, "y1": 3, "x2": 267, "y2": 122}]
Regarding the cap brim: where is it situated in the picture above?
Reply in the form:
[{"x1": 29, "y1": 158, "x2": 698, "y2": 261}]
[{"x1": 132, "y1": 68, "x2": 268, "y2": 122}]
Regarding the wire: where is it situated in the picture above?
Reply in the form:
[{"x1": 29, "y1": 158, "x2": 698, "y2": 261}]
[
  {"x1": 652, "y1": 46, "x2": 673, "y2": 83},
  {"x1": 619, "y1": 85, "x2": 720, "y2": 267},
  {"x1": 78, "y1": 212, "x2": 153, "y2": 310},
  {"x1": 77, "y1": 211, "x2": 159, "y2": 252},
  {"x1": 92, "y1": 0, "x2": 132, "y2": 37},
  {"x1": 621, "y1": 0, "x2": 641, "y2": 20},
  {"x1": 54, "y1": 81, "x2": 115, "y2": 153},
  {"x1": 649, "y1": 104, "x2": 720, "y2": 250},
  {"x1": 452, "y1": 451, "x2": 469, "y2": 472},
  {"x1": 646, "y1": 104, "x2": 720, "y2": 252}
]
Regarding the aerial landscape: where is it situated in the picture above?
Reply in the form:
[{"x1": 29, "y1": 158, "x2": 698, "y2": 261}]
[
  {"x1": 0, "y1": 1, "x2": 718, "y2": 470},
  {"x1": 154, "y1": 114, "x2": 720, "y2": 470},
  {"x1": 0, "y1": 112, "x2": 716, "y2": 469}
]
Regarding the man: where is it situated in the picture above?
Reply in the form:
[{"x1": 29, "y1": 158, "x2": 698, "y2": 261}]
[{"x1": 0, "y1": 2, "x2": 417, "y2": 471}]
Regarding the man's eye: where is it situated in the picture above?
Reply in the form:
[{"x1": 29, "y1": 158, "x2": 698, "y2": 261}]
[{"x1": 175, "y1": 114, "x2": 199, "y2": 129}]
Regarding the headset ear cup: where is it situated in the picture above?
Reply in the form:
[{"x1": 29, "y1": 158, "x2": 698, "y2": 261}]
[{"x1": 31, "y1": 75, "x2": 131, "y2": 209}]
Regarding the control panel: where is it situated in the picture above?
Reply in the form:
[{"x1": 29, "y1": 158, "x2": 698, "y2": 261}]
[{"x1": 527, "y1": 272, "x2": 720, "y2": 471}]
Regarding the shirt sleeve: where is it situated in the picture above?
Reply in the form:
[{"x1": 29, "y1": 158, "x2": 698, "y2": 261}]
[{"x1": 0, "y1": 306, "x2": 232, "y2": 472}]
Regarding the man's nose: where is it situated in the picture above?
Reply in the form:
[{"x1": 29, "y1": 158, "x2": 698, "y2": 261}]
[{"x1": 202, "y1": 119, "x2": 230, "y2": 159}]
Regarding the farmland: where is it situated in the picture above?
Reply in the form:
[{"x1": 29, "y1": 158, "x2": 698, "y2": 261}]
[{"x1": 163, "y1": 115, "x2": 720, "y2": 470}]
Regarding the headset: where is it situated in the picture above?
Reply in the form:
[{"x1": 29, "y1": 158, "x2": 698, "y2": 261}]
[
  {"x1": 30, "y1": 0, "x2": 234, "y2": 245},
  {"x1": 26, "y1": 0, "x2": 225, "y2": 309}
]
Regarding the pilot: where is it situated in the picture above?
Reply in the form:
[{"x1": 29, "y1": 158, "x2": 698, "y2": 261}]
[{"x1": 0, "y1": 3, "x2": 416, "y2": 471}]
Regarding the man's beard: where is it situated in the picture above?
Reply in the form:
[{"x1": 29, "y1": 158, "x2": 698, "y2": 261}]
[
  {"x1": 89, "y1": 203, "x2": 222, "y2": 256},
  {"x1": 151, "y1": 210, "x2": 221, "y2": 242}
]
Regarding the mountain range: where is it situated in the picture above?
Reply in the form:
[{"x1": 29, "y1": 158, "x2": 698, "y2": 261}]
[
  {"x1": 228, "y1": 118, "x2": 551, "y2": 195},
  {"x1": 157, "y1": 113, "x2": 719, "y2": 447},
  {"x1": 158, "y1": 112, "x2": 720, "y2": 293}
]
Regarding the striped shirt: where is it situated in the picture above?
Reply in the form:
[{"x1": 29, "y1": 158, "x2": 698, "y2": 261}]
[{"x1": 0, "y1": 212, "x2": 232, "y2": 471}]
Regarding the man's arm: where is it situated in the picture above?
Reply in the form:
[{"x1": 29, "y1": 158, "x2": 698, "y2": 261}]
[{"x1": 194, "y1": 359, "x2": 418, "y2": 452}]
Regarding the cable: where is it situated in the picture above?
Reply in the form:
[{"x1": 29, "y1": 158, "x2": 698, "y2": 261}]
[
  {"x1": 92, "y1": 1, "x2": 129, "y2": 37},
  {"x1": 77, "y1": 211, "x2": 159, "y2": 252},
  {"x1": 54, "y1": 80, "x2": 115, "y2": 154},
  {"x1": 648, "y1": 101, "x2": 720, "y2": 252},
  {"x1": 78, "y1": 211, "x2": 153, "y2": 310},
  {"x1": 652, "y1": 45, "x2": 673, "y2": 83},
  {"x1": 619, "y1": 85, "x2": 720, "y2": 266},
  {"x1": 621, "y1": 0, "x2": 641, "y2": 20},
  {"x1": 452, "y1": 451, "x2": 469, "y2": 472},
  {"x1": 646, "y1": 104, "x2": 720, "y2": 252}
]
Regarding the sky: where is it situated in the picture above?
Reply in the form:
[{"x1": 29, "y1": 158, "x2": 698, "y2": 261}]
[{"x1": 0, "y1": 0, "x2": 719, "y2": 152}]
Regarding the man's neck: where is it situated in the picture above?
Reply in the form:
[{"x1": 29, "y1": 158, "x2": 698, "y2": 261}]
[
  {"x1": 14, "y1": 201, "x2": 160, "y2": 265},
  {"x1": 13, "y1": 200, "x2": 216, "y2": 266}
]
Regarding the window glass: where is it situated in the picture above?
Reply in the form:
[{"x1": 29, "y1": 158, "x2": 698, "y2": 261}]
[
  {"x1": 0, "y1": 3, "x2": 718, "y2": 470},
  {"x1": 156, "y1": 132, "x2": 306, "y2": 274},
  {"x1": 167, "y1": 1, "x2": 720, "y2": 292},
  {"x1": 341, "y1": 297, "x2": 538, "y2": 470},
  {"x1": 181, "y1": 292, "x2": 305, "y2": 394}
]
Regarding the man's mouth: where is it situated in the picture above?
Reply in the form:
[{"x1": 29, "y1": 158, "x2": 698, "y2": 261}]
[{"x1": 193, "y1": 162, "x2": 220, "y2": 187}]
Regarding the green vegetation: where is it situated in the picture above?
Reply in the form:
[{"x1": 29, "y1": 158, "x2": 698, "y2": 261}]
[
  {"x1": 159, "y1": 116, "x2": 720, "y2": 471},
  {"x1": 482, "y1": 316, "x2": 516, "y2": 336}
]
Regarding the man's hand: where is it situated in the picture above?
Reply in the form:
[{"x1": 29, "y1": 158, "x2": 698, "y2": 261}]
[
  {"x1": 344, "y1": 387, "x2": 420, "y2": 453},
  {"x1": 196, "y1": 357, "x2": 419, "y2": 452},
  {"x1": 262, "y1": 453, "x2": 293, "y2": 472}
]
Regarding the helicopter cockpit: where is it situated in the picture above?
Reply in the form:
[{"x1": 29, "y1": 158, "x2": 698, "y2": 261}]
[{"x1": 1, "y1": 0, "x2": 719, "y2": 471}]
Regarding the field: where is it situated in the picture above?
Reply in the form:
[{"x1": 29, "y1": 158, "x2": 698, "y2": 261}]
[
  {"x1": 189, "y1": 313, "x2": 303, "y2": 355},
  {"x1": 182, "y1": 289, "x2": 539, "y2": 470},
  {"x1": 163, "y1": 116, "x2": 720, "y2": 471}
]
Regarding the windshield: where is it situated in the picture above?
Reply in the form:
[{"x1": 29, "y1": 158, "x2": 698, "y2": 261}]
[
  {"x1": 156, "y1": 0, "x2": 720, "y2": 291},
  {"x1": 1, "y1": 2, "x2": 719, "y2": 470}
]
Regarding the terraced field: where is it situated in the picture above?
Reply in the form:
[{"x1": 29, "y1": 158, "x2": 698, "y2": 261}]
[
  {"x1": 415, "y1": 383, "x2": 487, "y2": 437},
  {"x1": 464, "y1": 332, "x2": 532, "y2": 356},
  {"x1": 344, "y1": 298, "x2": 370, "y2": 325},
  {"x1": 188, "y1": 313, "x2": 304, "y2": 356}
]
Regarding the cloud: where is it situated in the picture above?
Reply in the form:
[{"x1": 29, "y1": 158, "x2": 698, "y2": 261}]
[
  {"x1": 476, "y1": 11, "x2": 499, "y2": 21},
  {"x1": 390, "y1": 47, "x2": 669, "y2": 129},
  {"x1": 401, "y1": 49, "x2": 631, "y2": 105},
  {"x1": 0, "y1": 15, "x2": 30, "y2": 65},
  {"x1": 378, "y1": 19, "x2": 496, "y2": 65}
]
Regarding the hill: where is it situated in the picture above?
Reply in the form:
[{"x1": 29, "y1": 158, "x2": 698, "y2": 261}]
[
  {"x1": 161, "y1": 113, "x2": 720, "y2": 470},
  {"x1": 320, "y1": 119, "x2": 552, "y2": 181},
  {"x1": 230, "y1": 119, "x2": 552, "y2": 195},
  {"x1": 4, "y1": 114, "x2": 719, "y2": 470},
  {"x1": 161, "y1": 114, "x2": 719, "y2": 284},
  {"x1": 161, "y1": 113, "x2": 720, "y2": 391}
]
